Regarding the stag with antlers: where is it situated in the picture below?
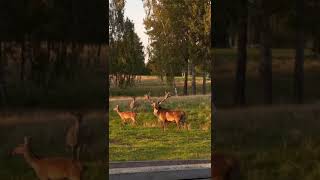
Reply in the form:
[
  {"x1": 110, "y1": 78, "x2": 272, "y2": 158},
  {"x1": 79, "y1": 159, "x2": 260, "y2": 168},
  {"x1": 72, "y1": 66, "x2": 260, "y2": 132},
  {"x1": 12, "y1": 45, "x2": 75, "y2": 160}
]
[{"x1": 144, "y1": 91, "x2": 186, "y2": 131}]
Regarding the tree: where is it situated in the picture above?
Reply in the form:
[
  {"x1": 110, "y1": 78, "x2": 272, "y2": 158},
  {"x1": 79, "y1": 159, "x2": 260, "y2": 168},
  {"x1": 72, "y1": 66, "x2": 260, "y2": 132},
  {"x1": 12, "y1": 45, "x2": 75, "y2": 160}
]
[
  {"x1": 257, "y1": 0, "x2": 273, "y2": 104},
  {"x1": 109, "y1": 0, "x2": 146, "y2": 88},
  {"x1": 143, "y1": 0, "x2": 210, "y2": 94},
  {"x1": 234, "y1": 0, "x2": 248, "y2": 105},
  {"x1": 294, "y1": 0, "x2": 305, "y2": 103}
]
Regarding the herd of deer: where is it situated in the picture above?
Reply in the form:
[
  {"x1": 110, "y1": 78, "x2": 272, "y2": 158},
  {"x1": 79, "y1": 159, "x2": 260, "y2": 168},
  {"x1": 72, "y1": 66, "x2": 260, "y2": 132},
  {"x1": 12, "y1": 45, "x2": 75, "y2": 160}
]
[
  {"x1": 9, "y1": 93, "x2": 240, "y2": 180},
  {"x1": 113, "y1": 91, "x2": 187, "y2": 131},
  {"x1": 11, "y1": 112, "x2": 90, "y2": 180}
]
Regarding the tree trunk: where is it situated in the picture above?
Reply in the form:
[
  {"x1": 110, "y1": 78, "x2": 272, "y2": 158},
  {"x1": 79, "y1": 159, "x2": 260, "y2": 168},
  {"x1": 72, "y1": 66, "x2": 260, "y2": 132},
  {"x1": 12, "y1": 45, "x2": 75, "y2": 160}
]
[
  {"x1": 259, "y1": 15, "x2": 272, "y2": 104},
  {"x1": 0, "y1": 41, "x2": 7, "y2": 106},
  {"x1": 234, "y1": 0, "x2": 248, "y2": 105},
  {"x1": 95, "y1": 44, "x2": 101, "y2": 65},
  {"x1": 183, "y1": 57, "x2": 188, "y2": 95},
  {"x1": 191, "y1": 61, "x2": 196, "y2": 95},
  {"x1": 294, "y1": 0, "x2": 304, "y2": 104},
  {"x1": 202, "y1": 62, "x2": 206, "y2": 94},
  {"x1": 20, "y1": 39, "x2": 26, "y2": 81}
]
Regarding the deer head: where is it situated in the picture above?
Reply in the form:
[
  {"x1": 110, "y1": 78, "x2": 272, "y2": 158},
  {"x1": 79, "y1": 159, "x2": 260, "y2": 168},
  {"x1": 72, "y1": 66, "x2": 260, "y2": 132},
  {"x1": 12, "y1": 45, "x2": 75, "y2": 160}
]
[
  {"x1": 145, "y1": 91, "x2": 171, "y2": 108},
  {"x1": 113, "y1": 105, "x2": 119, "y2": 111},
  {"x1": 12, "y1": 136, "x2": 30, "y2": 155}
]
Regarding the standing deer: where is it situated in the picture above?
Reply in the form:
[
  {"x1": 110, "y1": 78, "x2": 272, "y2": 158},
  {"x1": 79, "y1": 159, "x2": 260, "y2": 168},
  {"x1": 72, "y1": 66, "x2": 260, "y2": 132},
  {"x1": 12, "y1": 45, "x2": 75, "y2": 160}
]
[
  {"x1": 12, "y1": 136, "x2": 84, "y2": 180},
  {"x1": 128, "y1": 96, "x2": 138, "y2": 112},
  {"x1": 145, "y1": 91, "x2": 186, "y2": 131},
  {"x1": 66, "y1": 112, "x2": 92, "y2": 160},
  {"x1": 212, "y1": 153, "x2": 241, "y2": 180},
  {"x1": 113, "y1": 105, "x2": 137, "y2": 125}
]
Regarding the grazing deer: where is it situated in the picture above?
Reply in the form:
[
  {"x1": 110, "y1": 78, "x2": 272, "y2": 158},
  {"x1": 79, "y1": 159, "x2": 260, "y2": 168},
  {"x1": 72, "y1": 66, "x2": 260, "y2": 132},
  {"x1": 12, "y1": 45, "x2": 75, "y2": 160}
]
[
  {"x1": 128, "y1": 96, "x2": 138, "y2": 112},
  {"x1": 113, "y1": 105, "x2": 137, "y2": 125},
  {"x1": 212, "y1": 153, "x2": 241, "y2": 180},
  {"x1": 12, "y1": 136, "x2": 83, "y2": 180},
  {"x1": 66, "y1": 112, "x2": 92, "y2": 160},
  {"x1": 145, "y1": 91, "x2": 186, "y2": 131}
]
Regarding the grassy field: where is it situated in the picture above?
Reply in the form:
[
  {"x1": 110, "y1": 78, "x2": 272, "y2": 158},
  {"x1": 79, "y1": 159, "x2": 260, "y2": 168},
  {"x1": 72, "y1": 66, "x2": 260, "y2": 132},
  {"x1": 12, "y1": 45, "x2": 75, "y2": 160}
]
[
  {"x1": 214, "y1": 48, "x2": 320, "y2": 106},
  {"x1": 109, "y1": 76, "x2": 211, "y2": 161},
  {"x1": 0, "y1": 110, "x2": 106, "y2": 179},
  {"x1": 110, "y1": 76, "x2": 211, "y2": 97},
  {"x1": 216, "y1": 104, "x2": 320, "y2": 180},
  {"x1": 215, "y1": 48, "x2": 320, "y2": 179}
]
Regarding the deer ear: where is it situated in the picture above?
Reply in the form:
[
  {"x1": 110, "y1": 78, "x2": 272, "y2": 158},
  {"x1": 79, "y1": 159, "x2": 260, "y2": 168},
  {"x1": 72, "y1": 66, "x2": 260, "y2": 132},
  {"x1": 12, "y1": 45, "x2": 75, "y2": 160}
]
[{"x1": 24, "y1": 136, "x2": 29, "y2": 144}]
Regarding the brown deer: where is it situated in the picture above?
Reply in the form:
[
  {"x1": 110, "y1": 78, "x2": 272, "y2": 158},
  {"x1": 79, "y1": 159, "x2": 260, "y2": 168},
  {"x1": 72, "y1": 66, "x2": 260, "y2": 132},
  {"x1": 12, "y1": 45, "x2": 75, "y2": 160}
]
[
  {"x1": 12, "y1": 136, "x2": 84, "y2": 180},
  {"x1": 145, "y1": 91, "x2": 186, "y2": 131},
  {"x1": 113, "y1": 105, "x2": 137, "y2": 125},
  {"x1": 66, "y1": 111, "x2": 92, "y2": 160},
  {"x1": 212, "y1": 153, "x2": 241, "y2": 180}
]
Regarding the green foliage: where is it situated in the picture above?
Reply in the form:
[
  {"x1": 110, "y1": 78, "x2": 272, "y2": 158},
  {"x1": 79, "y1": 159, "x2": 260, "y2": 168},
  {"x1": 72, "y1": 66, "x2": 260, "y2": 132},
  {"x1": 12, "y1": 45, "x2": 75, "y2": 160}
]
[
  {"x1": 143, "y1": 0, "x2": 211, "y2": 84},
  {"x1": 109, "y1": 0, "x2": 147, "y2": 88}
]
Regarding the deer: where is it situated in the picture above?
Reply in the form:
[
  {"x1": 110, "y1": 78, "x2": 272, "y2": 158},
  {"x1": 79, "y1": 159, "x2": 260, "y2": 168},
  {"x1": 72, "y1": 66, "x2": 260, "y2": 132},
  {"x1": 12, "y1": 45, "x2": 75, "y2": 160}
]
[
  {"x1": 128, "y1": 96, "x2": 138, "y2": 112},
  {"x1": 144, "y1": 91, "x2": 186, "y2": 131},
  {"x1": 12, "y1": 136, "x2": 84, "y2": 180},
  {"x1": 212, "y1": 153, "x2": 241, "y2": 180},
  {"x1": 113, "y1": 105, "x2": 137, "y2": 125},
  {"x1": 66, "y1": 111, "x2": 92, "y2": 160}
]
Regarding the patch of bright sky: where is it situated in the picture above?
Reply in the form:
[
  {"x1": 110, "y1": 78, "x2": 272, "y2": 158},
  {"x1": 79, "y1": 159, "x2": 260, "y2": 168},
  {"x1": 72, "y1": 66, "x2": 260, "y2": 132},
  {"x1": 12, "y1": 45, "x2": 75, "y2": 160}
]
[{"x1": 124, "y1": 0, "x2": 149, "y2": 63}]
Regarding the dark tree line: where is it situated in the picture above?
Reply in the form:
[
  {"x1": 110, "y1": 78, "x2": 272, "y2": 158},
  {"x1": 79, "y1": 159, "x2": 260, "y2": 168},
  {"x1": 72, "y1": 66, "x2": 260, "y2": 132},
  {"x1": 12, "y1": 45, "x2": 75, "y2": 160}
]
[{"x1": 0, "y1": 0, "x2": 107, "y2": 107}]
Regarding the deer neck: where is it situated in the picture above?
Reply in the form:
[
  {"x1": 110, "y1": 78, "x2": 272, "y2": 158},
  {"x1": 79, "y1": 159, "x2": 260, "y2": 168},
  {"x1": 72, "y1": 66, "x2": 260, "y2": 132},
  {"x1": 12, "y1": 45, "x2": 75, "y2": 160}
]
[
  {"x1": 23, "y1": 148, "x2": 40, "y2": 170},
  {"x1": 153, "y1": 106, "x2": 160, "y2": 116},
  {"x1": 115, "y1": 109, "x2": 121, "y2": 115}
]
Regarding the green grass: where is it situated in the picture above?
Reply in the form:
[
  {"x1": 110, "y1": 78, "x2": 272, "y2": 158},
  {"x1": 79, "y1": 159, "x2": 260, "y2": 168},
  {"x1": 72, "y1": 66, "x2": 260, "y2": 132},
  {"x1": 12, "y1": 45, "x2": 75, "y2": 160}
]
[
  {"x1": 0, "y1": 110, "x2": 106, "y2": 179},
  {"x1": 216, "y1": 104, "x2": 320, "y2": 180},
  {"x1": 109, "y1": 95, "x2": 211, "y2": 161}
]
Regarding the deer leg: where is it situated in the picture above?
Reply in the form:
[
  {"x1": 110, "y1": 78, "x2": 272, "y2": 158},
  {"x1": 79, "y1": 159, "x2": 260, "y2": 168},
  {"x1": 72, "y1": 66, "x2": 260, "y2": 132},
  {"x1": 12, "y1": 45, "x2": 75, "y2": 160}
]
[
  {"x1": 164, "y1": 121, "x2": 168, "y2": 131},
  {"x1": 176, "y1": 121, "x2": 180, "y2": 130},
  {"x1": 132, "y1": 117, "x2": 136, "y2": 126},
  {"x1": 121, "y1": 119, "x2": 125, "y2": 128},
  {"x1": 162, "y1": 121, "x2": 165, "y2": 131},
  {"x1": 77, "y1": 146, "x2": 81, "y2": 160},
  {"x1": 71, "y1": 146, "x2": 75, "y2": 160}
]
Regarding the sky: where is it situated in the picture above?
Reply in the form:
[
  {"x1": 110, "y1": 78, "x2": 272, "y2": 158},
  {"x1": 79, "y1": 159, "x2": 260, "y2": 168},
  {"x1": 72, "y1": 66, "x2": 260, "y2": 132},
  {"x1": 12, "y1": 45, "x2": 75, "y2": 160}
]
[{"x1": 123, "y1": 0, "x2": 149, "y2": 62}]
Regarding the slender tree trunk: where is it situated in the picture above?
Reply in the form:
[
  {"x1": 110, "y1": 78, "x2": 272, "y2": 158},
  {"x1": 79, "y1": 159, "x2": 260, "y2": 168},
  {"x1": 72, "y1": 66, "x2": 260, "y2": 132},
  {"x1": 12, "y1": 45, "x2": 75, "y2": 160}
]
[
  {"x1": 191, "y1": 61, "x2": 196, "y2": 95},
  {"x1": 183, "y1": 57, "x2": 188, "y2": 95},
  {"x1": 294, "y1": 0, "x2": 304, "y2": 103},
  {"x1": 259, "y1": 15, "x2": 272, "y2": 104},
  {"x1": 234, "y1": 0, "x2": 248, "y2": 105},
  {"x1": 202, "y1": 62, "x2": 206, "y2": 94},
  {"x1": 44, "y1": 40, "x2": 52, "y2": 94},
  {"x1": 95, "y1": 44, "x2": 101, "y2": 65},
  {"x1": 20, "y1": 38, "x2": 26, "y2": 81},
  {"x1": 0, "y1": 41, "x2": 7, "y2": 106}
]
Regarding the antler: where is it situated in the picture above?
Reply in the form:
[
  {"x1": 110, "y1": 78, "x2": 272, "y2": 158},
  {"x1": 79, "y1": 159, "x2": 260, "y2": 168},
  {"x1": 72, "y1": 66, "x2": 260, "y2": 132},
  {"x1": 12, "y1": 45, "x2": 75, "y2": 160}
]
[{"x1": 157, "y1": 91, "x2": 171, "y2": 105}]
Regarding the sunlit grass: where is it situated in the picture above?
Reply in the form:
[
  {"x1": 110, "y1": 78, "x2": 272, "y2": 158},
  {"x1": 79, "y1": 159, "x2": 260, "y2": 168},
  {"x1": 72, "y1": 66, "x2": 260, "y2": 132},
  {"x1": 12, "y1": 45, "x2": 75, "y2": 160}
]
[
  {"x1": 109, "y1": 95, "x2": 211, "y2": 161},
  {"x1": 216, "y1": 104, "x2": 320, "y2": 180}
]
